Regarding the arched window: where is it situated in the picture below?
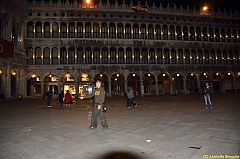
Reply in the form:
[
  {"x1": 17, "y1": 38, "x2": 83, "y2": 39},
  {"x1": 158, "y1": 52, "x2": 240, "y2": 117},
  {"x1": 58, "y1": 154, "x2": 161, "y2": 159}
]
[
  {"x1": 60, "y1": 22, "x2": 67, "y2": 38},
  {"x1": 35, "y1": 47, "x2": 42, "y2": 65},
  {"x1": 209, "y1": 28, "x2": 214, "y2": 42},
  {"x1": 196, "y1": 27, "x2": 201, "y2": 41},
  {"x1": 27, "y1": 21, "x2": 34, "y2": 38},
  {"x1": 60, "y1": 47, "x2": 67, "y2": 64},
  {"x1": 204, "y1": 50, "x2": 209, "y2": 64},
  {"x1": 178, "y1": 49, "x2": 183, "y2": 64},
  {"x1": 118, "y1": 48, "x2": 124, "y2": 64},
  {"x1": 184, "y1": 49, "x2": 190, "y2": 64},
  {"x1": 93, "y1": 47, "x2": 100, "y2": 64},
  {"x1": 148, "y1": 24, "x2": 154, "y2": 40},
  {"x1": 109, "y1": 23, "x2": 116, "y2": 38},
  {"x1": 85, "y1": 47, "x2": 92, "y2": 64},
  {"x1": 221, "y1": 28, "x2": 226, "y2": 42},
  {"x1": 101, "y1": 23, "x2": 108, "y2": 38},
  {"x1": 156, "y1": 48, "x2": 163, "y2": 64},
  {"x1": 169, "y1": 25, "x2": 175, "y2": 40},
  {"x1": 69, "y1": 22, "x2": 75, "y2": 38},
  {"x1": 215, "y1": 28, "x2": 220, "y2": 42},
  {"x1": 171, "y1": 49, "x2": 176, "y2": 64},
  {"x1": 134, "y1": 48, "x2": 140, "y2": 64},
  {"x1": 110, "y1": 47, "x2": 116, "y2": 64},
  {"x1": 228, "y1": 50, "x2": 233, "y2": 64},
  {"x1": 164, "y1": 48, "x2": 169, "y2": 64},
  {"x1": 140, "y1": 24, "x2": 146, "y2": 39},
  {"x1": 210, "y1": 50, "x2": 215, "y2": 64},
  {"x1": 142, "y1": 48, "x2": 148, "y2": 64},
  {"x1": 191, "y1": 49, "x2": 197, "y2": 64},
  {"x1": 35, "y1": 22, "x2": 42, "y2": 38},
  {"x1": 77, "y1": 22, "x2": 83, "y2": 38},
  {"x1": 126, "y1": 48, "x2": 132, "y2": 64},
  {"x1": 198, "y1": 49, "x2": 203, "y2": 64},
  {"x1": 68, "y1": 47, "x2": 75, "y2": 64},
  {"x1": 26, "y1": 48, "x2": 33, "y2": 64},
  {"x1": 102, "y1": 47, "x2": 108, "y2": 64},
  {"x1": 44, "y1": 22, "x2": 50, "y2": 38},
  {"x1": 162, "y1": 25, "x2": 168, "y2": 40},
  {"x1": 117, "y1": 23, "x2": 124, "y2": 39},
  {"x1": 77, "y1": 47, "x2": 84, "y2": 64},
  {"x1": 183, "y1": 26, "x2": 188, "y2": 41},
  {"x1": 222, "y1": 50, "x2": 227, "y2": 64},
  {"x1": 43, "y1": 47, "x2": 50, "y2": 64},
  {"x1": 125, "y1": 24, "x2": 131, "y2": 39},
  {"x1": 176, "y1": 26, "x2": 182, "y2": 40},
  {"x1": 93, "y1": 22, "x2": 100, "y2": 38},
  {"x1": 227, "y1": 29, "x2": 231, "y2": 42},
  {"x1": 85, "y1": 22, "x2": 91, "y2": 38},
  {"x1": 202, "y1": 27, "x2": 207, "y2": 41},
  {"x1": 216, "y1": 50, "x2": 221, "y2": 64},
  {"x1": 232, "y1": 29, "x2": 237, "y2": 43},
  {"x1": 52, "y1": 47, "x2": 58, "y2": 64},
  {"x1": 133, "y1": 24, "x2": 139, "y2": 39},
  {"x1": 52, "y1": 22, "x2": 59, "y2": 38},
  {"x1": 149, "y1": 48, "x2": 155, "y2": 64},
  {"x1": 234, "y1": 50, "x2": 239, "y2": 64},
  {"x1": 189, "y1": 26, "x2": 195, "y2": 41},
  {"x1": 155, "y1": 25, "x2": 161, "y2": 40}
]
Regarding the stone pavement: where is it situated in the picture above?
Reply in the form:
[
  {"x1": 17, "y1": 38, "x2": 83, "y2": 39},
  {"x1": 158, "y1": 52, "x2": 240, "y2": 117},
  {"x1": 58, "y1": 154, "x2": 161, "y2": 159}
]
[{"x1": 0, "y1": 93, "x2": 239, "y2": 159}]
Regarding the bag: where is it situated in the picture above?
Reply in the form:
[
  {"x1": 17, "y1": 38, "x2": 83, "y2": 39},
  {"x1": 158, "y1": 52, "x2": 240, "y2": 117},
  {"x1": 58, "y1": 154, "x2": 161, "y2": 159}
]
[{"x1": 101, "y1": 105, "x2": 107, "y2": 113}]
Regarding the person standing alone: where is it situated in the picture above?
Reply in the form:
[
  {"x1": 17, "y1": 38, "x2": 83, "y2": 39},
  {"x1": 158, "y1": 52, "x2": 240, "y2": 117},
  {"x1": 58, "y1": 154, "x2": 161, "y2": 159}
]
[
  {"x1": 203, "y1": 82, "x2": 213, "y2": 109},
  {"x1": 80, "y1": 79, "x2": 108, "y2": 129},
  {"x1": 63, "y1": 90, "x2": 72, "y2": 109},
  {"x1": 58, "y1": 90, "x2": 64, "y2": 109},
  {"x1": 46, "y1": 89, "x2": 53, "y2": 108}
]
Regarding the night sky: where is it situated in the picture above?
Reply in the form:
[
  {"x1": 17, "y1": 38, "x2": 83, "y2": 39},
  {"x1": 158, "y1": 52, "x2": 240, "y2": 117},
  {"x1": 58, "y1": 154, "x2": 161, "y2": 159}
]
[{"x1": 97, "y1": 0, "x2": 240, "y2": 12}]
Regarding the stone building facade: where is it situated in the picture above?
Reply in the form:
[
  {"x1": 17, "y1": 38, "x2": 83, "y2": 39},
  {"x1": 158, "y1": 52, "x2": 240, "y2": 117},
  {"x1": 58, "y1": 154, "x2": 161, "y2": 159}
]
[{"x1": 0, "y1": 0, "x2": 240, "y2": 97}]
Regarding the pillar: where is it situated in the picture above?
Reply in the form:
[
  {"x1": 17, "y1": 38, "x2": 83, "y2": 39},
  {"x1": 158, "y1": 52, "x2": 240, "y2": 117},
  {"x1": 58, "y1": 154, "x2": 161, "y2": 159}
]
[
  {"x1": 140, "y1": 80, "x2": 144, "y2": 97},
  {"x1": 124, "y1": 79, "x2": 128, "y2": 94},
  {"x1": 58, "y1": 79, "x2": 61, "y2": 95},
  {"x1": 170, "y1": 78, "x2": 173, "y2": 95},
  {"x1": 41, "y1": 80, "x2": 44, "y2": 95},
  {"x1": 183, "y1": 78, "x2": 187, "y2": 94},
  {"x1": 155, "y1": 77, "x2": 159, "y2": 96},
  {"x1": 75, "y1": 77, "x2": 79, "y2": 96},
  {"x1": 6, "y1": 61, "x2": 11, "y2": 97},
  {"x1": 108, "y1": 79, "x2": 112, "y2": 97}
]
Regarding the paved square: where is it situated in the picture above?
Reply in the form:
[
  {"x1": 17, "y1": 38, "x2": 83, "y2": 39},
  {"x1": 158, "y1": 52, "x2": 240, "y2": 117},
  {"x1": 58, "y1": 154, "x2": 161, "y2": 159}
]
[{"x1": 0, "y1": 93, "x2": 239, "y2": 159}]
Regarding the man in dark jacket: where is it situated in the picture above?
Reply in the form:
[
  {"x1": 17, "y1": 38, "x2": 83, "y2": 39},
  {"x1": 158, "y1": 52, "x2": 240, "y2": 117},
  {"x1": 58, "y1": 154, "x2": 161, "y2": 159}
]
[
  {"x1": 203, "y1": 82, "x2": 213, "y2": 109},
  {"x1": 46, "y1": 89, "x2": 53, "y2": 108},
  {"x1": 80, "y1": 79, "x2": 108, "y2": 129},
  {"x1": 58, "y1": 90, "x2": 64, "y2": 109}
]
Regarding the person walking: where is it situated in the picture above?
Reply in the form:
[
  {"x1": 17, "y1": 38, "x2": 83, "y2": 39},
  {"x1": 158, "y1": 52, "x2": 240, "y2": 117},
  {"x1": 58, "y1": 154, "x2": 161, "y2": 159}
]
[
  {"x1": 203, "y1": 82, "x2": 213, "y2": 109},
  {"x1": 58, "y1": 90, "x2": 64, "y2": 109},
  {"x1": 126, "y1": 87, "x2": 134, "y2": 108},
  {"x1": 63, "y1": 90, "x2": 72, "y2": 109},
  {"x1": 46, "y1": 89, "x2": 53, "y2": 107},
  {"x1": 80, "y1": 79, "x2": 108, "y2": 129},
  {"x1": 132, "y1": 87, "x2": 137, "y2": 107}
]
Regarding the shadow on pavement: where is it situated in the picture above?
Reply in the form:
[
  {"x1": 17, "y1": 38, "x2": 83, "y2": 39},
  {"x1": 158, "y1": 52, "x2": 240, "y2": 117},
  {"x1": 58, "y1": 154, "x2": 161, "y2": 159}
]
[{"x1": 93, "y1": 151, "x2": 146, "y2": 159}]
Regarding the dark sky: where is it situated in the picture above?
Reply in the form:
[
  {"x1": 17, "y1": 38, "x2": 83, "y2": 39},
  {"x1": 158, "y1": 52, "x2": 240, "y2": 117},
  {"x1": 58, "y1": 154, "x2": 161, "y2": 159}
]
[{"x1": 102, "y1": 0, "x2": 240, "y2": 12}]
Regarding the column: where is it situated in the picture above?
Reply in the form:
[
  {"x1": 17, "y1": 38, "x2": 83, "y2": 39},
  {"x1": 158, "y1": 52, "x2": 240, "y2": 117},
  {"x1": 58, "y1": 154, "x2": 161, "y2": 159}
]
[
  {"x1": 6, "y1": 61, "x2": 11, "y2": 97},
  {"x1": 124, "y1": 79, "x2": 128, "y2": 94},
  {"x1": 41, "y1": 80, "x2": 44, "y2": 96},
  {"x1": 50, "y1": 22, "x2": 52, "y2": 38},
  {"x1": 83, "y1": 23, "x2": 85, "y2": 38},
  {"x1": 41, "y1": 49, "x2": 44, "y2": 65},
  {"x1": 42, "y1": 23, "x2": 44, "y2": 38},
  {"x1": 170, "y1": 77, "x2": 173, "y2": 95},
  {"x1": 108, "y1": 79, "x2": 112, "y2": 97},
  {"x1": 58, "y1": 79, "x2": 61, "y2": 96},
  {"x1": 75, "y1": 77, "x2": 78, "y2": 97},
  {"x1": 58, "y1": 48, "x2": 61, "y2": 64},
  {"x1": 183, "y1": 78, "x2": 187, "y2": 94},
  {"x1": 140, "y1": 80, "x2": 144, "y2": 97},
  {"x1": 155, "y1": 77, "x2": 159, "y2": 96},
  {"x1": 66, "y1": 49, "x2": 69, "y2": 64}
]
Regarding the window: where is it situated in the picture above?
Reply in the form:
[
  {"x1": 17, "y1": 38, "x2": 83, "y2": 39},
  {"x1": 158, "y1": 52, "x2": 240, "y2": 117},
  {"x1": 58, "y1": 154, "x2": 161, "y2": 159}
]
[
  {"x1": 140, "y1": 24, "x2": 146, "y2": 39},
  {"x1": 85, "y1": 22, "x2": 91, "y2": 38},
  {"x1": 110, "y1": 47, "x2": 116, "y2": 64},
  {"x1": 60, "y1": 47, "x2": 67, "y2": 64},
  {"x1": 68, "y1": 47, "x2": 75, "y2": 64},
  {"x1": 125, "y1": 24, "x2": 131, "y2": 39},
  {"x1": 35, "y1": 47, "x2": 42, "y2": 65},
  {"x1": 149, "y1": 49, "x2": 155, "y2": 64},
  {"x1": 69, "y1": 22, "x2": 75, "y2": 38},
  {"x1": 162, "y1": 25, "x2": 168, "y2": 40},
  {"x1": 196, "y1": 27, "x2": 201, "y2": 41},
  {"x1": 176, "y1": 26, "x2": 182, "y2": 40},
  {"x1": 148, "y1": 25, "x2": 154, "y2": 40},
  {"x1": 134, "y1": 48, "x2": 140, "y2": 64},
  {"x1": 191, "y1": 49, "x2": 197, "y2": 64},
  {"x1": 189, "y1": 26, "x2": 195, "y2": 41},
  {"x1": 93, "y1": 22, "x2": 100, "y2": 38},
  {"x1": 185, "y1": 49, "x2": 190, "y2": 64},
  {"x1": 118, "y1": 48, "x2": 124, "y2": 64},
  {"x1": 178, "y1": 49, "x2": 183, "y2": 64},
  {"x1": 102, "y1": 48, "x2": 108, "y2": 64},
  {"x1": 52, "y1": 48, "x2": 58, "y2": 64},
  {"x1": 117, "y1": 23, "x2": 124, "y2": 39},
  {"x1": 93, "y1": 48, "x2": 100, "y2": 64},
  {"x1": 164, "y1": 49, "x2": 169, "y2": 64},
  {"x1": 60, "y1": 22, "x2": 67, "y2": 38},
  {"x1": 209, "y1": 28, "x2": 214, "y2": 42},
  {"x1": 210, "y1": 50, "x2": 215, "y2": 64},
  {"x1": 85, "y1": 48, "x2": 92, "y2": 64},
  {"x1": 226, "y1": 29, "x2": 231, "y2": 42},
  {"x1": 202, "y1": 27, "x2": 207, "y2": 41},
  {"x1": 221, "y1": 28, "x2": 226, "y2": 42},
  {"x1": 155, "y1": 25, "x2": 161, "y2": 40},
  {"x1": 27, "y1": 21, "x2": 34, "y2": 38},
  {"x1": 44, "y1": 22, "x2": 50, "y2": 38},
  {"x1": 77, "y1": 22, "x2": 83, "y2": 38},
  {"x1": 169, "y1": 25, "x2": 175, "y2": 40},
  {"x1": 228, "y1": 50, "x2": 233, "y2": 64},
  {"x1": 52, "y1": 22, "x2": 59, "y2": 38},
  {"x1": 156, "y1": 48, "x2": 163, "y2": 64},
  {"x1": 35, "y1": 22, "x2": 42, "y2": 38},
  {"x1": 26, "y1": 48, "x2": 33, "y2": 65},
  {"x1": 198, "y1": 50, "x2": 203, "y2": 64},
  {"x1": 77, "y1": 48, "x2": 84, "y2": 64},
  {"x1": 133, "y1": 24, "x2": 139, "y2": 39},
  {"x1": 126, "y1": 48, "x2": 132, "y2": 64},
  {"x1": 101, "y1": 23, "x2": 108, "y2": 38},
  {"x1": 171, "y1": 49, "x2": 176, "y2": 64},
  {"x1": 216, "y1": 50, "x2": 221, "y2": 64},
  {"x1": 204, "y1": 50, "x2": 209, "y2": 64},
  {"x1": 43, "y1": 47, "x2": 50, "y2": 64},
  {"x1": 109, "y1": 23, "x2": 116, "y2": 38},
  {"x1": 142, "y1": 48, "x2": 148, "y2": 64},
  {"x1": 215, "y1": 28, "x2": 220, "y2": 42}
]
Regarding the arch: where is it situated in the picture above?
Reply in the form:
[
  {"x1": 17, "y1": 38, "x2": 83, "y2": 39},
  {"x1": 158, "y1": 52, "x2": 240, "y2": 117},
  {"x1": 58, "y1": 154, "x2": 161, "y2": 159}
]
[
  {"x1": 133, "y1": 47, "x2": 140, "y2": 64},
  {"x1": 111, "y1": 72, "x2": 125, "y2": 95},
  {"x1": 186, "y1": 72, "x2": 198, "y2": 93},
  {"x1": 142, "y1": 72, "x2": 156, "y2": 95},
  {"x1": 69, "y1": 22, "x2": 75, "y2": 38},
  {"x1": 44, "y1": 22, "x2": 50, "y2": 38},
  {"x1": 52, "y1": 22, "x2": 59, "y2": 38},
  {"x1": 27, "y1": 21, "x2": 34, "y2": 38},
  {"x1": 172, "y1": 72, "x2": 184, "y2": 94},
  {"x1": 35, "y1": 21, "x2": 42, "y2": 38},
  {"x1": 127, "y1": 72, "x2": 141, "y2": 95},
  {"x1": 158, "y1": 72, "x2": 171, "y2": 94}
]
